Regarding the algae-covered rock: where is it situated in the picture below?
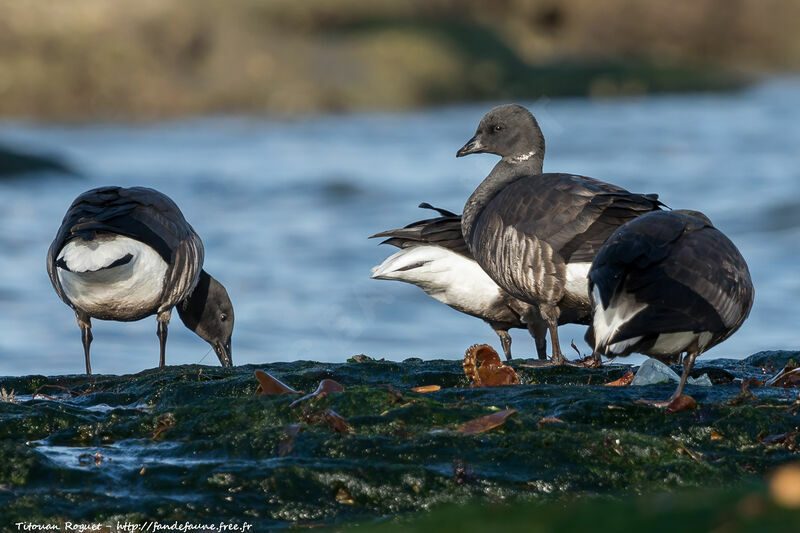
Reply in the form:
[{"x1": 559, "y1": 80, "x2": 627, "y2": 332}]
[{"x1": 1, "y1": 354, "x2": 799, "y2": 528}]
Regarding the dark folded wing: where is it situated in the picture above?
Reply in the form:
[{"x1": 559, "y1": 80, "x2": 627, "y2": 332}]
[
  {"x1": 660, "y1": 224, "x2": 754, "y2": 341},
  {"x1": 370, "y1": 212, "x2": 470, "y2": 258},
  {"x1": 46, "y1": 186, "x2": 204, "y2": 310},
  {"x1": 589, "y1": 210, "x2": 687, "y2": 308},
  {"x1": 481, "y1": 173, "x2": 663, "y2": 264},
  {"x1": 467, "y1": 173, "x2": 662, "y2": 304}
]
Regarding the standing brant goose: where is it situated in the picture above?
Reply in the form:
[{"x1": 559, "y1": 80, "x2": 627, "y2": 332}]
[
  {"x1": 457, "y1": 104, "x2": 662, "y2": 365},
  {"x1": 370, "y1": 203, "x2": 590, "y2": 361},
  {"x1": 47, "y1": 186, "x2": 234, "y2": 374},
  {"x1": 588, "y1": 210, "x2": 754, "y2": 405}
]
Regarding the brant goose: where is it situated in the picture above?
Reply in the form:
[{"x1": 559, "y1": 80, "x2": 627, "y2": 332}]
[
  {"x1": 370, "y1": 203, "x2": 590, "y2": 361},
  {"x1": 457, "y1": 104, "x2": 661, "y2": 365},
  {"x1": 47, "y1": 186, "x2": 234, "y2": 374},
  {"x1": 588, "y1": 210, "x2": 754, "y2": 405}
]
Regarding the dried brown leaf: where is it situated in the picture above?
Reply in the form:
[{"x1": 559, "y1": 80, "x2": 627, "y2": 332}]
[
  {"x1": 457, "y1": 408, "x2": 516, "y2": 435},
  {"x1": 537, "y1": 416, "x2": 565, "y2": 430},
  {"x1": 298, "y1": 406, "x2": 353, "y2": 434},
  {"x1": 411, "y1": 385, "x2": 441, "y2": 393},
  {"x1": 319, "y1": 409, "x2": 353, "y2": 434},
  {"x1": 289, "y1": 379, "x2": 345, "y2": 407},
  {"x1": 254, "y1": 370, "x2": 301, "y2": 395},
  {"x1": 605, "y1": 371, "x2": 635, "y2": 387},
  {"x1": 151, "y1": 413, "x2": 176, "y2": 441}
]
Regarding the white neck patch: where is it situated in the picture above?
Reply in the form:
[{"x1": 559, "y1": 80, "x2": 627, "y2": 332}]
[{"x1": 512, "y1": 150, "x2": 536, "y2": 162}]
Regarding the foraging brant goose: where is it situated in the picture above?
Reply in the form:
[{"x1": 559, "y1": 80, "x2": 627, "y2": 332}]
[
  {"x1": 47, "y1": 186, "x2": 234, "y2": 374},
  {"x1": 370, "y1": 203, "x2": 590, "y2": 361},
  {"x1": 588, "y1": 210, "x2": 754, "y2": 405},
  {"x1": 457, "y1": 104, "x2": 662, "y2": 365}
]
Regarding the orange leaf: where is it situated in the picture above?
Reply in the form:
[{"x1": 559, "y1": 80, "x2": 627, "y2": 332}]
[
  {"x1": 457, "y1": 409, "x2": 516, "y2": 435},
  {"x1": 316, "y1": 379, "x2": 345, "y2": 395},
  {"x1": 290, "y1": 379, "x2": 345, "y2": 407},
  {"x1": 605, "y1": 371, "x2": 635, "y2": 387},
  {"x1": 254, "y1": 370, "x2": 301, "y2": 395},
  {"x1": 411, "y1": 385, "x2": 441, "y2": 393}
]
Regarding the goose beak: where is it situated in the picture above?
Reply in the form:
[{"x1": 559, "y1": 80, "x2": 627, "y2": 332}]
[
  {"x1": 457, "y1": 135, "x2": 483, "y2": 157},
  {"x1": 214, "y1": 338, "x2": 232, "y2": 367}
]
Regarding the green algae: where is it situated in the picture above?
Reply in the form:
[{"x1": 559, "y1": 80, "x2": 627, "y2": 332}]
[
  {"x1": 1, "y1": 352, "x2": 800, "y2": 529},
  {"x1": 350, "y1": 486, "x2": 800, "y2": 533}
]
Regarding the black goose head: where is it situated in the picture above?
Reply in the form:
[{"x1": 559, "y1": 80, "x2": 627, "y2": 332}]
[
  {"x1": 457, "y1": 104, "x2": 545, "y2": 163},
  {"x1": 177, "y1": 270, "x2": 234, "y2": 367}
]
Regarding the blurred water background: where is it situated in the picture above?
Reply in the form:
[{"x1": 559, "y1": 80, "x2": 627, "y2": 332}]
[{"x1": 0, "y1": 78, "x2": 798, "y2": 376}]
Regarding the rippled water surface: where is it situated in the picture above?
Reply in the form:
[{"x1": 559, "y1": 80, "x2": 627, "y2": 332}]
[{"x1": 1, "y1": 80, "x2": 798, "y2": 376}]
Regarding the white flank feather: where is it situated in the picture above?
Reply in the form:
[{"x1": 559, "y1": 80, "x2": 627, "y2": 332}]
[
  {"x1": 371, "y1": 246, "x2": 506, "y2": 316},
  {"x1": 564, "y1": 262, "x2": 591, "y2": 302},
  {"x1": 607, "y1": 336, "x2": 643, "y2": 355},
  {"x1": 57, "y1": 235, "x2": 168, "y2": 316},
  {"x1": 592, "y1": 286, "x2": 647, "y2": 352},
  {"x1": 648, "y1": 331, "x2": 714, "y2": 357}
]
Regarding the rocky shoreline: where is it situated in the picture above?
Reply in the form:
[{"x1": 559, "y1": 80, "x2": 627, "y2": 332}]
[{"x1": 2, "y1": 351, "x2": 800, "y2": 529}]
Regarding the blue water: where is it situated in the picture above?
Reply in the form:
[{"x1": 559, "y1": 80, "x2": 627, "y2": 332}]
[{"x1": 0, "y1": 79, "x2": 798, "y2": 376}]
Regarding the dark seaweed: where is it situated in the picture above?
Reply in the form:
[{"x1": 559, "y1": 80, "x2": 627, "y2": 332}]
[{"x1": 1, "y1": 351, "x2": 799, "y2": 529}]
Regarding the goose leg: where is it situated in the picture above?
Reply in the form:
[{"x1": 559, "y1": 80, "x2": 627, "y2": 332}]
[
  {"x1": 521, "y1": 307, "x2": 548, "y2": 360},
  {"x1": 534, "y1": 335, "x2": 548, "y2": 360},
  {"x1": 637, "y1": 346, "x2": 700, "y2": 408},
  {"x1": 157, "y1": 309, "x2": 171, "y2": 368},
  {"x1": 493, "y1": 327, "x2": 513, "y2": 361},
  {"x1": 527, "y1": 319, "x2": 548, "y2": 360},
  {"x1": 669, "y1": 350, "x2": 699, "y2": 403},
  {"x1": 77, "y1": 312, "x2": 93, "y2": 375},
  {"x1": 539, "y1": 304, "x2": 566, "y2": 365},
  {"x1": 547, "y1": 321, "x2": 566, "y2": 365}
]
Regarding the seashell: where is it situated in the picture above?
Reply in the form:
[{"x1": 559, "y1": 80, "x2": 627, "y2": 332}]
[{"x1": 463, "y1": 344, "x2": 519, "y2": 387}]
